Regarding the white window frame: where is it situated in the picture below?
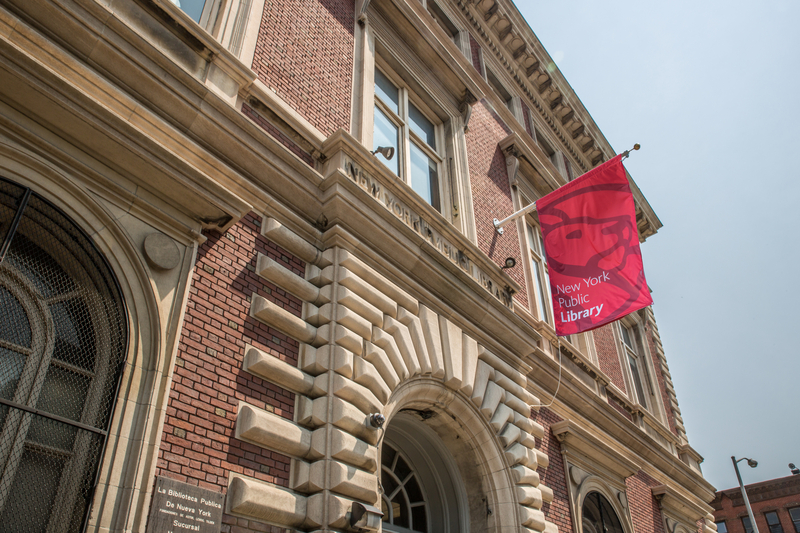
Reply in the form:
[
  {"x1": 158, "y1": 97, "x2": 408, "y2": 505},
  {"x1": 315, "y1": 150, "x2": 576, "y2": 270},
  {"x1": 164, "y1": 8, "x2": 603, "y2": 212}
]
[
  {"x1": 374, "y1": 61, "x2": 447, "y2": 212},
  {"x1": 523, "y1": 213, "x2": 552, "y2": 326},
  {"x1": 615, "y1": 316, "x2": 664, "y2": 422},
  {"x1": 164, "y1": 0, "x2": 264, "y2": 60}
]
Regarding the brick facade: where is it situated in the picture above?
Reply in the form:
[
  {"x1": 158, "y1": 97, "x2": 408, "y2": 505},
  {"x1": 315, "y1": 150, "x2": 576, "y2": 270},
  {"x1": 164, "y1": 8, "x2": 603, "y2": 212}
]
[
  {"x1": 156, "y1": 213, "x2": 304, "y2": 532},
  {"x1": 251, "y1": 0, "x2": 354, "y2": 136},
  {"x1": 469, "y1": 32, "x2": 482, "y2": 73},
  {"x1": 465, "y1": 100, "x2": 529, "y2": 308},
  {"x1": 626, "y1": 470, "x2": 667, "y2": 533},
  {"x1": 533, "y1": 407, "x2": 575, "y2": 533},
  {"x1": 594, "y1": 323, "x2": 626, "y2": 393},
  {"x1": 242, "y1": 103, "x2": 315, "y2": 167},
  {"x1": 713, "y1": 475, "x2": 800, "y2": 533}
]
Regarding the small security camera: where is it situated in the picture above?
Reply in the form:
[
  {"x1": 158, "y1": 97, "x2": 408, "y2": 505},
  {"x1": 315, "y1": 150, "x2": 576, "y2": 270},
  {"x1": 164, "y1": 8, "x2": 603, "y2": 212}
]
[{"x1": 368, "y1": 413, "x2": 385, "y2": 429}]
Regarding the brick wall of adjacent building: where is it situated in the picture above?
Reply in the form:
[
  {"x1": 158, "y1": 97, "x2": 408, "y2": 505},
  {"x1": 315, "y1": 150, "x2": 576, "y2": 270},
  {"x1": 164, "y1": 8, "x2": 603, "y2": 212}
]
[
  {"x1": 593, "y1": 324, "x2": 626, "y2": 393},
  {"x1": 155, "y1": 212, "x2": 303, "y2": 533},
  {"x1": 714, "y1": 478, "x2": 800, "y2": 533},
  {"x1": 251, "y1": 0, "x2": 354, "y2": 137},
  {"x1": 627, "y1": 471, "x2": 666, "y2": 533},
  {"x1": 465, "y1": 99, "x2": 529, "y2": 308},
  {"x1": 531, "y1": 407, "x2": 575, "y2": 533}
]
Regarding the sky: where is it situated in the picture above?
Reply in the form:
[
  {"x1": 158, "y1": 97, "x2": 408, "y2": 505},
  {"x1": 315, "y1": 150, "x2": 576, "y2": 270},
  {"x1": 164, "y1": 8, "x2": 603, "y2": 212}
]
[{"x1": 516, "y1": 0, "x2": 800, "y2": 491}]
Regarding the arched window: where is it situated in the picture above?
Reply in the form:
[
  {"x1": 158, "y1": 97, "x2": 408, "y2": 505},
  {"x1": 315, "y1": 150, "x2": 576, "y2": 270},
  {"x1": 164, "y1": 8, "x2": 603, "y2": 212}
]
[
  {"x1": 582, "y1": 491, "x2": 626, "y2": 533},
  {"x1": 381, "y1": 442, "x2": 429, "y2": 532},
  {"x1": 380, "y1": 412, "x2": 465, "y2": 533},
  {"x1": 0, "y1": 177, "x2": 127, "y2": 532}
]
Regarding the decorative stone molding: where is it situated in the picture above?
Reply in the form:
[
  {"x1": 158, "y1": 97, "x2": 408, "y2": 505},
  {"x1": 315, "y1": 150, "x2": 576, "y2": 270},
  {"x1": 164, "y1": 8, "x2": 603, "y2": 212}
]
[
  {"x1": 227, "y1": 217, "x2": 556, "y2": 532},
  {"x1": 551, "y1": 419, "x2": 639, "y2": 482}
]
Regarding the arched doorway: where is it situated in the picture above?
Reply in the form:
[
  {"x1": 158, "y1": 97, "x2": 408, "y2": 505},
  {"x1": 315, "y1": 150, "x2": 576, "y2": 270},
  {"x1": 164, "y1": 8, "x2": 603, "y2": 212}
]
[
  {"x1": 582, "y1": 491, "x2": 626, "y2": 533},
  {"x1": 380, "y1": 411, "x2": 466, "y2": 533},
  {"x1": 0, "y1": 177, "x2": 128, "y2": 531}
]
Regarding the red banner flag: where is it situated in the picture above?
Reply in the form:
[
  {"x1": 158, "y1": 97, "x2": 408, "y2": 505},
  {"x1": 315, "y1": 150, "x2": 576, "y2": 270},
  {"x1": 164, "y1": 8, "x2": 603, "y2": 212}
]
[{"x1": 537, "y1": 154, "x2": 652, "y2": 336}]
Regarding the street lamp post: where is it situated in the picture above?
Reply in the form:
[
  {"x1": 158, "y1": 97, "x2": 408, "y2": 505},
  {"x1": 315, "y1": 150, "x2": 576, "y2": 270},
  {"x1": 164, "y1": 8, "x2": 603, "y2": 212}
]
[{"x1": 732, "y1": 456, "x2": 759, "y2": 533}]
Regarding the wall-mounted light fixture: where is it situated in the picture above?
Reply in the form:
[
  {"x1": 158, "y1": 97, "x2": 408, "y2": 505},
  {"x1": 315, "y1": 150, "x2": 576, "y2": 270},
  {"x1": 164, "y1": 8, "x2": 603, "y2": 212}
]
[
  {"x1": 371, "y1": 146, "x2": 395, "y2": 160},
  {"x1": 501, "y1": 257, "x2": 516, "y2": 270},
  {"x1": 350, "y1": 502, "x2": 383, "y2": 532}
]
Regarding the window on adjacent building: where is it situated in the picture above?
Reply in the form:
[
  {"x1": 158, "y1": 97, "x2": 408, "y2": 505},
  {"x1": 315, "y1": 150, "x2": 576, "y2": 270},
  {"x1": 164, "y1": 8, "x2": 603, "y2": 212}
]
[
  {"x1": 716, "y1": 521, "x2": 728, "y2": 533},
  {"x1": 766, "y1": 512, "x2": 784, "y2": 533},
  {"x1": 374, "y1": 66, "x2": 443, "y2": 211},
  {"x1": 526, "y1": 221, "x2": 552, "y2": 324},
  {"x1": 789, "y1": 507, "x2": 800, "y2": 533},
  {"x1": 743, "y1": 516, "x2": 755, "y2": 533}
]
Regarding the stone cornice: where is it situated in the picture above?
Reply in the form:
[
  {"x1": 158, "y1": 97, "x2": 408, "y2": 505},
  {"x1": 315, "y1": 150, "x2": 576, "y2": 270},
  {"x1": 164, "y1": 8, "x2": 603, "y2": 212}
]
[
  {"x1": 0, "y1": 0, "x2": 343, "y2": 236},
  {"x1": 454, "y1": 0, "x2": 662, "y2": 239},
  {"x1": 552, "y1": 419, "x2": 640, "y2": 481},
  {"x1": 530, "y1": 349, "x2": 716, "y2": 506},
  {"x1": 653, "y1": 484, "x2": 714, "y2": 524},
  {"x1": 715, "y1": 475, "x2": 800, "y2": 507},
  {"x1": 320, "y1": 130, "x2": 526, "y2": 314}
]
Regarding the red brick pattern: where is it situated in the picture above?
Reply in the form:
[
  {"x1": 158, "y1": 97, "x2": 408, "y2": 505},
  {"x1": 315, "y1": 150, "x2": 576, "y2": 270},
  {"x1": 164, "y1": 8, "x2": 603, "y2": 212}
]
[
  {"x1": 242, "y1": 103, "x2": 314, "y2": 167},
  {"x1": 608, "y1": 395, "x2": 634, "y2": 422},
  {"x1": 626, "y1": 470, "x2": 666, "y2": 533},
  {"x1": 251, "y1": 0, "x2": 354, "y2": 136},
  {"x1": 593, "y1": 324, "x2": 626, "y2": 393},
  {"x1": 532, "y1": 407, "x2": 575, "y2": 533},
  {"x1": 155, "y1": 212, "x2": 304, "y2": 533},
  {"x1": 714, "y1": 486, "x2": 800, "y2": 533},
  {"x1": 643, "y1": 317, "x2": 678, "y2": 435},
  {"x1": 465, "y1": 100, "x2": 529, "y2": 308},
  {"x1": 469, "y1": 32, "x2": 482, "y2": 73}
]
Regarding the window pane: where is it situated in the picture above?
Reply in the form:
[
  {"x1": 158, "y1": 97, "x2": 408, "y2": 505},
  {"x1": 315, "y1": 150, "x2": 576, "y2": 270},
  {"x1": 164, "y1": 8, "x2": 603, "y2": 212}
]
[
  {"x1": 628, "y1": 355, "x2": 647, "y2": 408},
  {"x1": 716, "y1": 521, "x2": 728, "y2": 533},
  {"x1": 409, "y1": 143, "x2": 439, "y2": 211},
  {"x1": 409, "y1": 103, "x2": 436, "y2": 150},
  {"x1": 766, "y1": 512, "x2": 784, "y2": 533},
  {"x1": 526, "y1": 224, "x2": 537, "y2": 253},
  {"x1": 412, "y1": 504, "x2": 428, "y2": 532},
  {"x1": 391, "y1": 491, "x2": 409, "y2": 527},
  {"x1": 375, "y1": 69, "x2": 399, "y2": 114},
  {"x1": 405, "y1": 475, "x2": 424, "y2": 503},
  {"x1": 0, "y1": 287, "x2": 31, "y2": 348},
  {"x1": 394, "y1": 455, "x2": 412, "y2": 482},
  {"x1": 743, "y1": 517, "x2": 754, "y2": 533},
  {"x1": 382, "y1": 468, "x2": 399, "y2": 497},
  {"x1": 621, "y1": 324, "x2": 634, "y2": 349},
  {"x1": 532, "y1": 259, "x2": 549, "y2": 323},
  {"x1": 171, "y1": 0, "x2": 207, "y2": 22},
  {"x1": 374, "y1": 107, "x2": 399, "y2": 176},
  {"x1": 789, "y1": 508, "x2": 800, "y2": 533}
]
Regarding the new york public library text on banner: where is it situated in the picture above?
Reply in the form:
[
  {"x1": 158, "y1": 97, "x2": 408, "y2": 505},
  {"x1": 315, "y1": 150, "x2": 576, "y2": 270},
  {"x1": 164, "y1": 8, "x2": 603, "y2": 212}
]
[{"x1": 538, "y1": 154, "x2": 652, "y2": 336}]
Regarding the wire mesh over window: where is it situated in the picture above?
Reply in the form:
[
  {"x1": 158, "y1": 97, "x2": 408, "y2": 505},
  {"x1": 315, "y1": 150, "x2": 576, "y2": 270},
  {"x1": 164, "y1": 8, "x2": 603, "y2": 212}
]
[{"x1": 0, "y1": 177, "x2": 127, "y2": 532}]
